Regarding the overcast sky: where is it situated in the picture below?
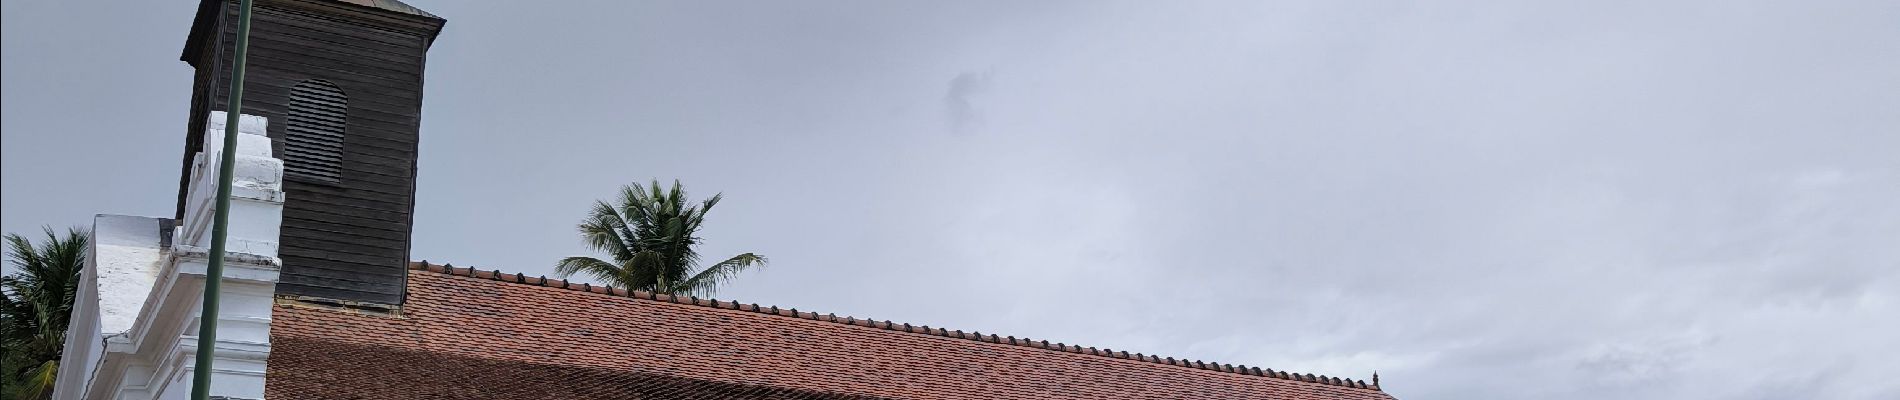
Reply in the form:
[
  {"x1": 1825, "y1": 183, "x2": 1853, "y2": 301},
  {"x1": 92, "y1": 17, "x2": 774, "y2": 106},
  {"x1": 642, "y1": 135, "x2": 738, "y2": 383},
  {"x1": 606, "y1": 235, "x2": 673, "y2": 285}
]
[{"x1": 5, "y1": 1, "x2": 1898, "y2": 398}]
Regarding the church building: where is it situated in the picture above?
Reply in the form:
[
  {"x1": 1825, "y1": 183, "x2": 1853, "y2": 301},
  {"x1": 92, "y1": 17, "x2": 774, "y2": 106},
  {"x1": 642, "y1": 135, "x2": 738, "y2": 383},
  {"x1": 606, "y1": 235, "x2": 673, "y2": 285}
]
[{"x1": 53, "y1": 1, "x2": 1396, "y2": 399}]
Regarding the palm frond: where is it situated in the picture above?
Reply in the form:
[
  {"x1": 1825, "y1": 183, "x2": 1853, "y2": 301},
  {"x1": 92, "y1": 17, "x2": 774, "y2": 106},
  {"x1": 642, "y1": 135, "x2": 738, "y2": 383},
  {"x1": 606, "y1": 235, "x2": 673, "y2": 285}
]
[
  {"x1": 671, "y1": 253, "x2": 768, "y2": 298},
  {"x1": 699, "y1": 192, "x2": 723, "y2": 214},
  {"x1": 627, "y1": 250, "x2": 667, "y2": 292},
  {"x1": 658, "y1": 215, "x2": 696, "y2": 283},
  {"x1": 19, "y1": 359, "x2": 57, "y2": 400},
  {"x1": 665, "y1": 179, "x2": 686, "y2": 216},
  {"x1": 620, "y1": 183, "x2": 657, "y2": 239},
  {"x1": 553, "y1": 256, "x2": 628, "y2": 288},
  {"x1": 579, "y1": 200, "x2": 637, "y2": 261}
]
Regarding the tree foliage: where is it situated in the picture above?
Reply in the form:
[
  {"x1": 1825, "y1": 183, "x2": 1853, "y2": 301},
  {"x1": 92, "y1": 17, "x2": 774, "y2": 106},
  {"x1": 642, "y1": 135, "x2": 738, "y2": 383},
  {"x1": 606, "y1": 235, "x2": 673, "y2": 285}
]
[
  {"x1": 1, "y1": 227, "x2": 89, "y2": 400},
  {"x1": 555, "y1": 180, "x2": 766, "y2": 297}
]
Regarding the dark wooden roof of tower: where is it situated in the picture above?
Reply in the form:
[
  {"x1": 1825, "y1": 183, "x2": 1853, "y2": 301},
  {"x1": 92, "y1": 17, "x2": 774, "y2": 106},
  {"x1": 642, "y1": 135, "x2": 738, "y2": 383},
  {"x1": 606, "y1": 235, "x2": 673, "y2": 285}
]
[{"x1": 182, "y1": 0, "x2": 445, "y2": 64}]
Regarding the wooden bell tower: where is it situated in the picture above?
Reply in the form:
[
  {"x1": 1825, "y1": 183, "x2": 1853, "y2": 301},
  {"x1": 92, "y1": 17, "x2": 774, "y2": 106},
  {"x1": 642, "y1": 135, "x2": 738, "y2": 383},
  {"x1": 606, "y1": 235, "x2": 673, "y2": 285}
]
[{"x1": 178, "y1": 0, "x2": 445, "y2": 306}]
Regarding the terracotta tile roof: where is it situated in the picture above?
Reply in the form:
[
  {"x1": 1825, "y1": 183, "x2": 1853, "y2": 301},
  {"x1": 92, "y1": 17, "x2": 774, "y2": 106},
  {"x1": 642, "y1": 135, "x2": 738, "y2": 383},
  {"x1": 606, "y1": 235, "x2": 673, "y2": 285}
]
[{"x1": 265, "y1": 262, "x2": 1398, "y2": 399}]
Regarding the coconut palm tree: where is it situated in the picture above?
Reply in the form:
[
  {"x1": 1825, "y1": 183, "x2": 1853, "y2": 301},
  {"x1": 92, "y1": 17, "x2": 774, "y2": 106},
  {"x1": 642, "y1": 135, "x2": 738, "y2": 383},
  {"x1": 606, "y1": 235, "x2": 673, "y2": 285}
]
[
  {"x1": 1, "y1": 227, "x2": 89, "y2": 400},
  {"x1": 555, "y1": 180, "x2": 766, "y2": 297}
]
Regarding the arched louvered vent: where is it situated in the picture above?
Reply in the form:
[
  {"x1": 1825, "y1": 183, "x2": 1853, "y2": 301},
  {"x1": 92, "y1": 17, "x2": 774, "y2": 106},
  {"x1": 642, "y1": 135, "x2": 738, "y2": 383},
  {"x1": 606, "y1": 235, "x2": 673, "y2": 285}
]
[{"x1": 285, "y1": 80, "x2": 347, "y2": 183}]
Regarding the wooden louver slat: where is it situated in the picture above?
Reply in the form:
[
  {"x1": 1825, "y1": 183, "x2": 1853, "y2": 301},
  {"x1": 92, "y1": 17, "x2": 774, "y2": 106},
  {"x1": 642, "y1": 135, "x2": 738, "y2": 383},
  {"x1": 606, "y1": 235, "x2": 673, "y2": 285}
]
[{"x1": 285, "y1": 80, "x2": 347, "y2": 183}]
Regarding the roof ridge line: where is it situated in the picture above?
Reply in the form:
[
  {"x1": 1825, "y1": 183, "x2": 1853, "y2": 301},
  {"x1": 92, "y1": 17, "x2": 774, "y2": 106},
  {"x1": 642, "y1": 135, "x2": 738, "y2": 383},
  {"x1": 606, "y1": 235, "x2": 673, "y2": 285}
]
[{"x1": 406, "y1": 261, "x2": 1384, "y2": 392}]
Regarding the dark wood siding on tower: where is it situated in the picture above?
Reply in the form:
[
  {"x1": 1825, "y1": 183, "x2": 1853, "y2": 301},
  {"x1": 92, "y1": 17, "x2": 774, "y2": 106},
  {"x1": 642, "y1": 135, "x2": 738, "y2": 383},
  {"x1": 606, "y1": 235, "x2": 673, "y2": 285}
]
[{"x1": 180, "y1": 0, "x2": 443, "y2": 305}]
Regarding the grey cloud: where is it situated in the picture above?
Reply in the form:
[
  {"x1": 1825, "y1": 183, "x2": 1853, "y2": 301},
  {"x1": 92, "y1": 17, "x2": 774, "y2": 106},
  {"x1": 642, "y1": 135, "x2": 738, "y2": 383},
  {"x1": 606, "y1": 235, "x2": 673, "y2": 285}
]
[
  {"x1": 5, "y1": 1, "x2": 1897, "y2": 399},
  {"x1": 944, "y1": 70, "x2": 992, "y2": 134},
  {"x1": 1573, "y1": 332, "x2": 1711, "y2": 388}
]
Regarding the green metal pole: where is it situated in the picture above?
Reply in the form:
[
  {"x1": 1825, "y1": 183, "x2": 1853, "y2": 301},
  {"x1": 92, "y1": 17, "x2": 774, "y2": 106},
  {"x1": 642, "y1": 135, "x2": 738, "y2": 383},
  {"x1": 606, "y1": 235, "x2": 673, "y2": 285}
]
[{"x1": 191, "y1": 0, "x2": 254, "y2": 398}]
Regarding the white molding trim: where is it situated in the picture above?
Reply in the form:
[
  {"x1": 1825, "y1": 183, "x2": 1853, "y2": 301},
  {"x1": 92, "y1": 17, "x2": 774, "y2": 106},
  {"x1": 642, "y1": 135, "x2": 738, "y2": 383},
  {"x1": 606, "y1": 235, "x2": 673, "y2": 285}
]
[{"x1": 55, "y1": 113, "x2": 285, "y2": 400}]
